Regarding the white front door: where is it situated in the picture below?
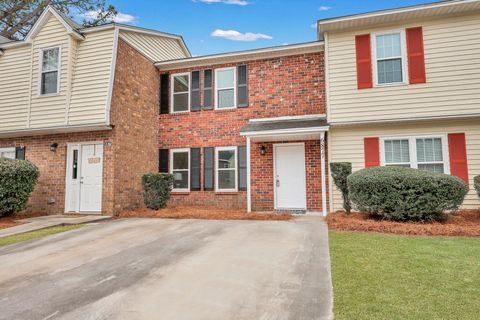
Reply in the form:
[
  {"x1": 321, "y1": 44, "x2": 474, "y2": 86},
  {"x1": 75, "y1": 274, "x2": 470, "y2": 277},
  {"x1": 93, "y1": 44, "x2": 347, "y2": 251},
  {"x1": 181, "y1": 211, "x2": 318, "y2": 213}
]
[
  {"x1": 65, "y1": 143, "x2": 103, "y2": 213},
  {"x1": 274, "y1": 143, "x2": 307, "y2": 210}
]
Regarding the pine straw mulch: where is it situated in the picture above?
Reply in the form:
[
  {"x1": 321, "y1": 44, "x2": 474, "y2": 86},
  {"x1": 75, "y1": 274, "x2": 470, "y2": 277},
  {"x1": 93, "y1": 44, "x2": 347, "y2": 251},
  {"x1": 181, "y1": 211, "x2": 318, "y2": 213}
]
[
  {"x1": 0, "y1": 212, "x2": 47, "y2": 230},
  {"x1": 326, "y1": 210, "x2": 480, "y2": 237},
  {"x1": 119, "y1": 206, "x2": 293, "y2": 221}
]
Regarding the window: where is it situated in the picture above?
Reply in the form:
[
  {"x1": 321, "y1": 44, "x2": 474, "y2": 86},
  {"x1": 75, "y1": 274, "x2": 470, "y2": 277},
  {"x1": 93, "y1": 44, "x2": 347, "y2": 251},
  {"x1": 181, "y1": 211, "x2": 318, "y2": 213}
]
[
  {"x1": 40, "y1": 47, "x2": 60, "y2": 95},
  {"x1": 171, "y1": 73, "x2": 190, "y2": 112},
  {"x1": 381, "y1": 136, "x2": 448, "y2": 174},
  {"x1": 216, "y1": 146, "x2": 237, "y2": 191},
  {"x1": 215, "y1": 67, "x2": 236, "y2": 109},
  {"x1": 0, "y1": 147, "x2": 15, "y2": 159},
  {"x1": 373, "y1": 32, "x2": 406, "y2": 85},
  {"x1": 171, "y1": 149, "x2": 190, "y2": 191}
]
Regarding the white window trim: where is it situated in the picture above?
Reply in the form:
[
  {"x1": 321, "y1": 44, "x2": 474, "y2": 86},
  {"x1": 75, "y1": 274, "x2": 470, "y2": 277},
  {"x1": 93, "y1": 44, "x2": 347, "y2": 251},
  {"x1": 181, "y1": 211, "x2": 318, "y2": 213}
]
[
  {"x1": 380, "y1": 134, "x2": 450, "y2": 174},
  {"x1": 170, "y1": 72, "x2": 191, "y2": 113},
  {"x1": 170, "y1": 148, "x2": 190, "y2": 192},
  {"x1": 214, "y1": 67, "x2": 237, "y2": 110},
  {"x1": 38, "y1": 46, "x2": 61, "y2": 96},
  {"x1": 215, "y1": 146, "x2": 238, "y2": 192},
  {"x1": 371, "y1": 29, "x2": 409, "y2": 87},
  {"x1": 0, "y1": 147, "x2": 15, "y2": 159}
]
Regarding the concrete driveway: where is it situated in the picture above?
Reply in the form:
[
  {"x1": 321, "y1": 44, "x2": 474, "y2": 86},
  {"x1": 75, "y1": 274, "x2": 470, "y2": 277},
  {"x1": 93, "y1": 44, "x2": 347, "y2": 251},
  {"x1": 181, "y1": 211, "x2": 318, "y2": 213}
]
[{"x1": 0, "y1": 216, "x2": 332, "y2": 320}]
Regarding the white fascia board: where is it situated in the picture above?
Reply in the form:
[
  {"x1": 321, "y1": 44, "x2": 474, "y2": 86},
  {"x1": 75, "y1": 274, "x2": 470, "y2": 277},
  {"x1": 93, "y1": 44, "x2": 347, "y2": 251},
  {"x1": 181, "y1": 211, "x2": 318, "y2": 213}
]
[
  {"x1": 249, "y1": 114, "x2": 326, "y2": 123},
  {"x1": 240, "y1": 126, "x2": 330, "y2": 137}
]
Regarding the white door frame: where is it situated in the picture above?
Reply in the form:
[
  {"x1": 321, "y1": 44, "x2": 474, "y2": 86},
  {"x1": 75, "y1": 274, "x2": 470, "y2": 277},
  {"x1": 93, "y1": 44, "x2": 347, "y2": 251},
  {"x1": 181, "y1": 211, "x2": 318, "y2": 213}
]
[
  {"x1": 65, "y1": 141, "x2": 104, "y2": 214},
  {"x1": 273, "y1": 142, "x2": 307, "y2": 210}
]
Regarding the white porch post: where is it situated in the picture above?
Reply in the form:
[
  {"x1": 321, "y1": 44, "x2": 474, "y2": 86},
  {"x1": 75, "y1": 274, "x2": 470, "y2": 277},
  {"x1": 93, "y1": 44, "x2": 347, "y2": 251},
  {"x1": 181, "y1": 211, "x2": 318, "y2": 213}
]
[
  {"x1": 320, "y1": 132, "x2": 327, "y2": 216},
  {"x1": 246, "y1": 137, "x2": 252, "y2": 212}
]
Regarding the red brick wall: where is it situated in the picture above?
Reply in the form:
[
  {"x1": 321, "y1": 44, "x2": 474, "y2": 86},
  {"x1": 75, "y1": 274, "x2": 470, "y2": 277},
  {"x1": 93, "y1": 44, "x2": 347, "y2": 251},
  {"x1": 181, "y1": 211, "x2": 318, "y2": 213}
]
[{"x1": 159, "y1": 52, "x2": 326, "y2": 211}]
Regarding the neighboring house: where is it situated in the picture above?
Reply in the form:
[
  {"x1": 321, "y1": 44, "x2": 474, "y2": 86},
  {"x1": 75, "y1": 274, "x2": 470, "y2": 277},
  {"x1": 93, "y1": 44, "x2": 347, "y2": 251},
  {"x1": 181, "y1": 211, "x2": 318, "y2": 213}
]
[
  {"x1": 319, "y1": 0, "x2": 480, "y2": 210},
  {"x1": 0, "y1": 6, "x2": 189, "y2": 215},
  {"x1": 156, "y1": 43, "x2": 328, "y2": 213}
]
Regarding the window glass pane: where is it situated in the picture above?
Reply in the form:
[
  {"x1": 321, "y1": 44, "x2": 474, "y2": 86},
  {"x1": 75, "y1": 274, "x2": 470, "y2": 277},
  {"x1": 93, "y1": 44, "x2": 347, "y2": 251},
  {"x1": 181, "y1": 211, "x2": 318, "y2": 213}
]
[
  {"x1": 42, "y1": 48, "x2": 59, "y2": 72},
  {"x1": 173, "y1": 93, "x2": 188, "y2": 112},
  {"x1": 218, "y1": 89, "x2": 234, "y2": 108},
  {"x1": 0, "y1": 150, "x2": 15, "y2": 159},
  {"x1": 385, "y1": 139, "x2": 410, "y2": 163},
  {"x1": 218, "y1": 150, "x2": 235, "y2": 169},
  {"x1": 173, "y1": 75, "x2": 189, "y2": 93},
  {"x1": 217, "y1": 69, "x2": 234, "y2": 89},
  {"x1": 377, "y1": 59, "x2": 402, "y2": 84},
  {"x1": 172, "y1": 171, "x2": 188, "y2": 189},
  {"x1": 418, "y1": 164, "x2": 444, "y2": 173},
  {"x1": 173, "y1": 152, "x2": 188, "y2": 170},
  {"x1": 218, "y1": 170, "x2": 235, "y2": 189},
  {"x1": 417, "y1": 138, "x2": 443, "y2": 162},
  {"x1": 376, "y1": 33, "x2": 401, "y2": 59},
  {"x1": 41, "y1": 71, "x2": 58, "y2": 94}
]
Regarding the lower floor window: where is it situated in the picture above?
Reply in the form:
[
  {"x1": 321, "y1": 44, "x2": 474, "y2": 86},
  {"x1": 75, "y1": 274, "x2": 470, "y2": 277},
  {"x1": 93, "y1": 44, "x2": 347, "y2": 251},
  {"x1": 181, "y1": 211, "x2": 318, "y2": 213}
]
[
  {"x1": 382, "y1": 136, "x2": 448, "y2": 173},
  {"x1": 171, "y1": 149, "x2": 190, "y2": 191},
  {"x1": 216, "y1": 146, "x2": 237, "y2": 191},
  {"x1": 0, "y1": 147, "x2": 15, "y2": 159}
]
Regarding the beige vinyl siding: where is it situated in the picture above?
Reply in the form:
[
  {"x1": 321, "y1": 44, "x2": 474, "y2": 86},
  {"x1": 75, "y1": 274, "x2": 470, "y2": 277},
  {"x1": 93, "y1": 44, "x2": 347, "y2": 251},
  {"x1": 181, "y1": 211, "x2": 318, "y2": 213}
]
[
  {"x1": 29, "y1": 15, "x2": 69, "y2": 128},
  {"x1": 327, "y1": 13, "x2": 480, "y2": 124},
  {"x1": 328, "y1": 119, "x2": 480, "y2": 211},
  {"x1": 68, "y1": 28, "x2": 115, "y2": 125},
  {"x1": 119, "y1": 30, "x2": 187, "y2": 62}
]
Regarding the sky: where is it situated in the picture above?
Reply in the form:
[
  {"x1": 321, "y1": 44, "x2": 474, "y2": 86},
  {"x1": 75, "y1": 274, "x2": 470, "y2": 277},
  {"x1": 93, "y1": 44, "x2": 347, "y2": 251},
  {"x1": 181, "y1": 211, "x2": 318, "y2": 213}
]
[{"x1": 102, "y1": 0, "x2": 439, "y2": 56}]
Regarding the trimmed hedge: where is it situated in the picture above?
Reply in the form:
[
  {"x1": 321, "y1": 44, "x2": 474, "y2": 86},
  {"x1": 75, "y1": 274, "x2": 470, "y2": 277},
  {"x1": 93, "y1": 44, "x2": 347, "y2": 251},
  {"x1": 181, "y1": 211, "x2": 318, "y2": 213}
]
[
  {"x1": 347, "y1": 166, "x2": 468, "y2": 221},
  {"x1": 330, "y1": 162, "x2": 352, "y2": 213},
  {"x1": 0, "y1": 158, "x2": 39, "y2": 217},
  {"x1": 141, "y1": 173, "x2": 174, "y2": 210},
  {"x1": 474, "y1": 175, "x2": 480, "y2": 198}
]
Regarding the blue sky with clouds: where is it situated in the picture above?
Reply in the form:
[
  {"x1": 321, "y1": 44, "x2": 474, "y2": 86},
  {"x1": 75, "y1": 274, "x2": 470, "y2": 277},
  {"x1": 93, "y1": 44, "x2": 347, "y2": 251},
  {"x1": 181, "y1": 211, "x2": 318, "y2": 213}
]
[{"x1": 104, "y1": 0, "x2": 438, "y2": 56}]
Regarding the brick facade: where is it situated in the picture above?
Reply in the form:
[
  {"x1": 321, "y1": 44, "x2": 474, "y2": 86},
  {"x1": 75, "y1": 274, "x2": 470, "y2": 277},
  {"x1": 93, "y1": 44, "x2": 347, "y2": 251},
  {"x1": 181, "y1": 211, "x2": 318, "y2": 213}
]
[
  {"x1": 159, "y1": 52, "x2": 327, "y2": 211},
  {"x1": 0, "y1": 39, "x2": 158, "y2": 215}
]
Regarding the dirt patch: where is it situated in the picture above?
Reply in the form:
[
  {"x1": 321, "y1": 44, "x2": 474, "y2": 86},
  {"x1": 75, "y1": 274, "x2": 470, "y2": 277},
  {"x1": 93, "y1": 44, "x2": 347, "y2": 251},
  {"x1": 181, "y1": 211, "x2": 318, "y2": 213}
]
[
  {"x1": 0, "y1": 212, "x2": 46, "y2": 230},
  {"x1": 119, "y1": 206, "x2": 293, "y2": 221},
  {"x1": 326, "y1": 210, "x2": 480, "y2": 237}
]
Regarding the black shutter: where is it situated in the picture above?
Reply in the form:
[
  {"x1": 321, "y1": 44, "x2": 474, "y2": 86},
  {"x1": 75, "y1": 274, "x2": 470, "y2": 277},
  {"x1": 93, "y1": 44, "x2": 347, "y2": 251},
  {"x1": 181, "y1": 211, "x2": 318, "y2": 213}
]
[
  {"x1": 237, "y1": 65, "x2": 248, "y2": 108},
  {"x1": 204, "y1": 147, "x2": 214, "y2": 191},
  {"x1": 15, "y1": 147, "x2": 25, "y2": 160},
  {"x1": 203, "y1": 69, "x2": 213, "y2": 110},
  {"x1": 160, "y1": 74, "x2": 169, "y2": 114},
  {"x1": 159, "y1": 149, "x2": 169, "y2": 173},
  {"x1": 191, "y1": 71, "x2": 200, "y2": 111},
  {"x1": 190, "y1": 148, "x2": 201, "y2": 191},
  {"x1": 238, "y1": 145, "x2": 247, "y2": 191}
]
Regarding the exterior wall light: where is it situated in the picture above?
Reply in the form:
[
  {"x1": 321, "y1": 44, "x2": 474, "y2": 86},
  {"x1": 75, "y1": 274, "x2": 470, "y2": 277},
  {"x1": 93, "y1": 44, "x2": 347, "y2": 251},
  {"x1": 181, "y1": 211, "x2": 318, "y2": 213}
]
[
  {"x1": 260, "y1": 145, "x2": 266, "y2": 156},
  {"x1": 50, "y1": 143, "x2": 59, "y2": 152}
]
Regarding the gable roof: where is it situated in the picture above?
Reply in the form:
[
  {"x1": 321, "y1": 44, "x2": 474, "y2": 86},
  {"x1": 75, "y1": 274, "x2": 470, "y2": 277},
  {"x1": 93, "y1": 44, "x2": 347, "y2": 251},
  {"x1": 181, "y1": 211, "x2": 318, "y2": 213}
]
[{"x1": 317, "y1": 0, "x2": 480, "y2": 35}]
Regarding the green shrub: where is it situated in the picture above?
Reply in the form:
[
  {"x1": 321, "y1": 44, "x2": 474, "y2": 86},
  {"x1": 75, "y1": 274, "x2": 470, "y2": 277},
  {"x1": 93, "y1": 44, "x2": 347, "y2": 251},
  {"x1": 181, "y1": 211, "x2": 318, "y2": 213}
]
[
  {"x1": 330, "y1": 162, "x2": 352, "y2": 213},
  {"x1": 474, "y1": 175, "x2": 480, "y2": 198},
  {"x1": 347, "y1": 166, "x2": 468, "y2": 221},
  {"x1": 141, "y1": 173, "x2": 174, "y2": 210},
  {"x1": 0, "y1": 158, "x2": 39, "y2": 217}
]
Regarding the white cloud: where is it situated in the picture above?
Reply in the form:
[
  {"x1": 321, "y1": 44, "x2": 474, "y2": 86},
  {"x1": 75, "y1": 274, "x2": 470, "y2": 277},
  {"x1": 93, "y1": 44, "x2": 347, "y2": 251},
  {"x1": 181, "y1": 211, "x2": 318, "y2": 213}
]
[
  {"x1": 194, "y1": 0, "x2": 249, "y2": 5},
  {"x1": 319, "y1": 6, "x2": 331, "y2": 11},
  {"x1": 310, "y1": 22, "x2": 317, "y2": 29},
  {"x1": 211, "y1": 29, "x2": 273, "y2": 41},
  {"x1": 80, "y1": 10, "x2": 137, "y2": 23}
]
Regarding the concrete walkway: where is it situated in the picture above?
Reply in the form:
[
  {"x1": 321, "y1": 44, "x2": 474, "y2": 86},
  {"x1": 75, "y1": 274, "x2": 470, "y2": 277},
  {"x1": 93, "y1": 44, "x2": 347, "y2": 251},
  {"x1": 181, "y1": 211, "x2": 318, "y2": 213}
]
[
  {"x1": 0, "y1": 216, "x2": 333, "y2": 319},
  {"x1": 0, "y1": 215, "x2": 111, "y2": 238}
]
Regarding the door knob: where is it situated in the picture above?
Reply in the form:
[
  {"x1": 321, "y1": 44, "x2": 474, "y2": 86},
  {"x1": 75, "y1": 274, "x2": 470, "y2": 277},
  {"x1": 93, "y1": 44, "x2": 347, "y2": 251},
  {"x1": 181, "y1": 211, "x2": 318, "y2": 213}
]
[{"x1": 276, "y1": 179, "x2": 280, "y2": 187}]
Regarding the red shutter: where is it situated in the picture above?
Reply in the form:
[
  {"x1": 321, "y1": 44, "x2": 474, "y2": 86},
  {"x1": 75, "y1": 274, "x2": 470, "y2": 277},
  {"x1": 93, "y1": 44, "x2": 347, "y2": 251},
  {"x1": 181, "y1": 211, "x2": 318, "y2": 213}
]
[
  {"x1": 364, "y1": 137, "x2": 380, "y2": 167},
  {"x1": 355, "y1": 34, "x2": 373, "y2": 89},
  {"x1": 448, "y1": 133, "x2": 469, "y2": 185},
  {"x1": 406, "y1": 27, "x2": 426, "y2": 84}
]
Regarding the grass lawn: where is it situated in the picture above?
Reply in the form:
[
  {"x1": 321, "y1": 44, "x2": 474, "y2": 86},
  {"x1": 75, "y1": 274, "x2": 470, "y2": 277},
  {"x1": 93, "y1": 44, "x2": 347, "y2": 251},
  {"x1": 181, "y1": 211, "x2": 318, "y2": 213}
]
[
  {"x1": 329, "y1": 231, "x2": 480, "y2": 320},
  {"x1": 0, "y1": 225, "x2": 84, "y2": 247}
]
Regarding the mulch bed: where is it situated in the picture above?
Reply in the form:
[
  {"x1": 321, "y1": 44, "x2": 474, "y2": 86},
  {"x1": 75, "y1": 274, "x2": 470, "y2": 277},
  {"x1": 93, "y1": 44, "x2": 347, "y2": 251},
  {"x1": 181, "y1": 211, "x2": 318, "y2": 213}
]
[
  {"x1": 0, "y1": 212, "x2": 46, "y2": 230},
  {"x1": 119, "y1": 206, "x2": 293, "y2": 221},
  {"x1": 326, "y1": 210, "x2": 480, "y2": 237}
]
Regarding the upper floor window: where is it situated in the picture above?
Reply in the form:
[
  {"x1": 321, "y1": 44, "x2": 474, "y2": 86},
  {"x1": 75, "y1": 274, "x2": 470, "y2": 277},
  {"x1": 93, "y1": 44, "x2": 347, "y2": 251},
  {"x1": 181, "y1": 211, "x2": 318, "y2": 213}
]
[
  {"x1": 215, "y1": 67, "x2": 236, "y2": 109},
  {"x1": 40, "y1": 47, "x2": 60, "y2": 95},
  {"x1": 381, "y1": 136, "x2": 448, "y2": 174},
  {"x1": 373, "y1": 31, "x2": 407, "y2": 85},
  {"x1": 171, "y1": 73, "x2": 190, "y2": 113},
  {"x1": 0, "y1": 147, "x2": 15, "y2": 159}
]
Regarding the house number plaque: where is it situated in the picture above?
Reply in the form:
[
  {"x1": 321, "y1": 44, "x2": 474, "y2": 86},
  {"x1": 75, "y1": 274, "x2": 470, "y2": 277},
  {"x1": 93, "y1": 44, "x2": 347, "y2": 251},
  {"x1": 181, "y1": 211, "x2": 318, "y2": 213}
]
[{"x1": 88, "y1": 157, "x2": 101, "y2": 164}]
